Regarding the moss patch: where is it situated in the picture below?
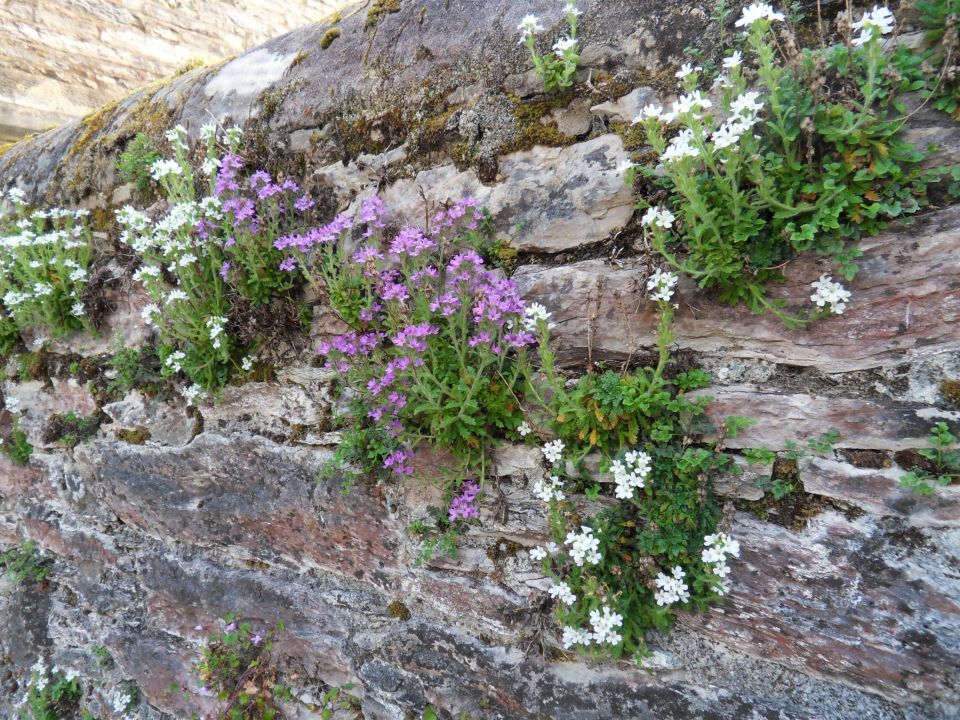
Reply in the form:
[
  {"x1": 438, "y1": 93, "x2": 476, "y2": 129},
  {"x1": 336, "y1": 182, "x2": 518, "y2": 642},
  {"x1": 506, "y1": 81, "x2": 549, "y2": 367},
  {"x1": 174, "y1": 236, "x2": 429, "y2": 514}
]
[
  {"x1": 386, "y1": 600, "x2": 411, "y2": 620},
  {"x1": 115, "y1": 427, "x2": 151, "y2": 445},
  {"x1": 41, "y1": 411, "x2": 103, "y2": 448},
  {"x1": 736, "y1": 488, "x2": 833, "y2": 531},
  {"x1": 366, "y1": 0, "x2": 401, "y2": 29},
  {"x1": 940, "y1": 379, "x2": 960, "y2": 408},
  {"x1": 320, "y1": 28, "x2": 342, "y2": 49}
]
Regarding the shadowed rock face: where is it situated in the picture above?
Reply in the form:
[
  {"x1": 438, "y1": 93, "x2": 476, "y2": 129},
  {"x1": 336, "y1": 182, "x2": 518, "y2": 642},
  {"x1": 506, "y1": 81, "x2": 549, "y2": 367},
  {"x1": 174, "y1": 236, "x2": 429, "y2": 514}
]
[{"x1": 1, "y1": 1, "x2": 959, "y2": 718}]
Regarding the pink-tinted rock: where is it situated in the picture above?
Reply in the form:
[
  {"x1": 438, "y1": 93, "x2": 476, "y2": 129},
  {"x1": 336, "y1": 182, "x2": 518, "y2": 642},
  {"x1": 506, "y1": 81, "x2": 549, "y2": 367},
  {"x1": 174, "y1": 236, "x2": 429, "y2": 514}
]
[{"x1": 515, "y1": 205, "x2": 960, "y2": 373}]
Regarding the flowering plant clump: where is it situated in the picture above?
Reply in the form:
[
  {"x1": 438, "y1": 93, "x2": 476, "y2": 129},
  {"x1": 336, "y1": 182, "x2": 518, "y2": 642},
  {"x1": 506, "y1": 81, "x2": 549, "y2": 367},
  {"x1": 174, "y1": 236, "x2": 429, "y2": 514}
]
[
  {"x1": 528, "y1": 276, "x2": 746, "y2": 655},
  {"x1": 196, "y1": 613, "x2": 290, "y2": 720},
  {"x1": 15, "y1": 660, "x2": 82, "y2": 720},
  {"x1": 1, "y1": 394, "x2": 33, "y2": 466},
  {"x1": 312, "y1": 196, "x2": 547, "y2": 500},
  {"x1": 0, "y1": 187, "x2": 93, "y2": 342},
  {"x1": 518, "y1": 1, "x2": 582, "y2": 93},
  {"x1": 117, "y1": 124, "x2": 311, "y2": 393},
  {"x1": 632, "y1": 3, "x2": 937, "y2": 322}
]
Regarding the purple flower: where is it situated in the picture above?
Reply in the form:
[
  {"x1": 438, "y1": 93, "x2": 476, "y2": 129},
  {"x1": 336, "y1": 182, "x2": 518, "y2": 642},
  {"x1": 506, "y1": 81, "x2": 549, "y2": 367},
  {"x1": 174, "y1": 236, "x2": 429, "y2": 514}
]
[
  {"x1": 279, "y1": 256, "x2": 297, "y2": 272},
  {"x1": 381, "y1": 283, "x2": 409, "y2": 303},
  {"x1": 224, "y1": 198, "x2": 255, "y2": 224},
  {"x1": 449, "y1": 480, "x2": 481, "y2": 522},
  {"x1": 360, "y1": 195, "x2": 388, "y2": 236},
  {"x1": 505, "y1": 331, "x2": 535, "y2": 348},
  {"x1": 353, "y1": 246, "x2": 385, "y2": 265},
  {"x1": 219, "y1": 261, "x2": 231, "y2": 280},
  {"x1": 389, "y1": 227, "x2": 436, "y2": 257},
  {"x1": 224, "y1": 236, "x2": 237, "y2": 248},
  {"x1": 383, "y1": 449, "x2": 414, "y2": 476},
  {"x1": 248, "y1": 170, "x2": 272, "y2": 189},
  {"x1": 294, "y1": 194, "x2": 315, "y2": 212},
  {"x1": 215, "y1": 153, "x2": 244, "y2": 196}
]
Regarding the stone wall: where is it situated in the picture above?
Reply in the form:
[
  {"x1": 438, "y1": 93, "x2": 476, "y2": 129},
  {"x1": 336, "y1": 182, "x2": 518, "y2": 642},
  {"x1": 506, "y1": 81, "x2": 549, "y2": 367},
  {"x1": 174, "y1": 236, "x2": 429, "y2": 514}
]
[
  {"x1": 0, "y1": 0, "x2": 350, "y2": 143},
  {"x1": 0, "y1": 1, "x2": 958, "y2": 718}
]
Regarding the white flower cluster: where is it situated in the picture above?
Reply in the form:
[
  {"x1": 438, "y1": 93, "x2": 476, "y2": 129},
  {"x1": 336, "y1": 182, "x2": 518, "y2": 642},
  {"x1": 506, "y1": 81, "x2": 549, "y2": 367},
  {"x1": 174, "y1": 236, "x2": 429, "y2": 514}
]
[
  {"x1": 810, "y1": 274, "x2": 852, "y2": 314},
  {"x1": 701, "y1": 532, "x2": 741, "y2": 594},
  {"x1": 553, "y1": 36, "x2": 577, "y2": 58},
  {"x1": 542, "y1": 438, "x2": 564, "y2": 464},
  {"x1": 712, "y1": 91, "x2": 763, "y2": 150},
  {"x1": 112, "y1": 690, "x2": 133, "y2": 713},
  {"x1": 548, "y1": 580, "x2": 576, "y2": 605},
  {"x1": 532, "y1": 474, "x2": 565, "y2": 503},
  {"x1": 560, "y1": 606, "x2": 624, "y2": 648},
  {"x1": 149, "y1": 158, "x2": 183, "y2": 182},
  {"x1": 0, "y1": 194, "x2": 93, "y2": 327},
  {"x1": 641, "y1": 206, "x2": 675, "y2": 230},
  {"x1": 529, "y1": 541, "x2": 558, "y2": 561},
  {"x1": 647, "y1": 268, "x2": 679, "y2": 302},
  {"x1": 852, "y1": 6, "x2": 895, "y2": 46},
  {"x1": 517, "y1": 14, "x2": 543, "y2": 41},
  {"x1": 241, "y1": 354, "x2": 256, "y2": 372},
  {"x1": 735, "y1": 2, "x2": 785, "y2": 28},
  {"x1": 165, "y1": 350, "x2": 187, "y2": 373},
  {"x1": 610, "y1": 449, "x2": 652, "y2": 499},
  {"x1": 564, "y1": 525, "x2": 600, "y2": 566},
  {"x1": 654, "y1": 565, "x2": 690, "y2": 606},
  {"x1": 661, "y1": 128, "x2": 700, "y2": 163},
  {"x1": 523, "y1": 302, "x2": 554, "y2": 332},
  {"x1": 207, "y1": 314, "x2": 227, "y2": 349},
  {"x1": 517, "y1": 420, "x2": 532, "y2": 437},
  {"x1": 182, "y1": 383, "x2": 207, "y2": 406}
]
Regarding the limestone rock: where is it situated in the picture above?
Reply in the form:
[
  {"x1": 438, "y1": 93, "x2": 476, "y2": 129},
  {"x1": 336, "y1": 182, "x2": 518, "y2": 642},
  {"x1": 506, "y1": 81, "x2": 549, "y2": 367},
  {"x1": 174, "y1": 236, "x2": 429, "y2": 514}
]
[{"x1": 382, "y1": 134, "x2": 634, "y2": 252}]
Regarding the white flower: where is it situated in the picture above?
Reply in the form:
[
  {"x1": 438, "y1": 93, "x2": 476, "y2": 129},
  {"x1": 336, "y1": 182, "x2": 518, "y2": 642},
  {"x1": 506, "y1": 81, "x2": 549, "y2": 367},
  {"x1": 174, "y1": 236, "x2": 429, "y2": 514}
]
[
  {"x1": 63, "y1": 668, "x2": 79, "y2": 681},
  {"x1": 561, "y1": 625, "x2": 592, "y2": 648},
  {"x1": 616, "y1": 160, "x2": 636, "y2": 174},
  {"x1": 564, "y1": 0, "x2": 582, "y2": 18},
  {"x1": 201, "y1": 157, "x2": 220, "y2": 176},
  {"x1": 660, "y1": 128, "x2": 700, "y2": 163},
  {"x1": 810, "y1": 274, "x2": 852, "y2": 314},
  {"x1": 141, "y1": 303, "x2": 161, "y2": 328},
  {"x1": 735, "y1": 2, "x2": 786, "y2": 28},
  {"x1": 199, "y1": 123, "x2": 218, "y2": 142},
  {"x1": 112, "y1": 691, "x2": 133, "y2": 713},
  {"x1": 517, "y1": 421, "x2": 532, "y2": 437},
  {"x1": 702, "y1": 533, "x2": 740, "y2": 588},
  {"x1": 182, "y1": 383, "x2": 206, "y2": 406},
  {"x1": 542, "y1": 439, "x2": 565, "y2": 464},
  {"x1": 165, "y1": 289, "x2": 189, "y2": 305},
  {"x1": 610, "y1": 449, "x2": 652, "y2": 500},
  {"x1": 523, "y1": 302, "x2": 554, "y2": 331},
  {"x1": 517, "y1": 14, "x2": 543, "y2": 41},
  {"x1": 149, "y1": 159, "x2": 183, "y2": 181},
  {"x1": 132, "y1": 265, "x2": 161, "y2": 283},
  {"x1": 241, "y1": 355, "x2": 255, "y2": 372},
  {"x1": 223, "y1": 126, "x2": 244, "y2": 148},
  {"x1": 532, "y1": 474, "x2": 565, "y2": 503},
  {"x1": 641, "y1": 206, "x2": 675, "y2": 230},
  {"x1": 588, "y1": 606, "x2": 624, "y2": 645},
  {"x1": 553, "y1": 36, "x2": 578, "y2": 58},
  {"x1": 729, "y1": 90, "x2": 764, "y2": 118},
  {"x1": 634, "y1": 103, "x2": 665, "y2": 124},
  {"x1": 529, "y1": 546, "x2": 548, "y2": 561},
  {"x1": 675, "y1": 62, "x2": 701, "y2": 80},
  {"x1": 548, "y1": 581, "x2": 577, "y2": 606},
  {"x1": 165, "y1": 124, "x2": 188, "y2": 147},
  {"x1": 852, "y1": 6, "x2": 895, "y2": 46},
  {"x1": 673, "y1": 90, "x2": 712, "y2": 116},
  {"x1": 565, "y1": 526, "x2": 601, "y2": 566},
  {"x1": 7, "y1": 187, "x2": 26, "y2": 205},
  {"x1": 70, "y1": 302, "x2": 85, "y2": 317},
  {"x1": 164, "y1": 350, "x2": 186, "y2": 373},
  {"x1": 647, "y1": 268, "x2": 679, "y2": 302},
  {"x1": 654, "y1": 565, "x2": 691, "y2": 606},
  {"x1": 5, "y1": 397, "x2": 21, "y2": 414},
  {"x1": 722, "y1": 50, "x2": 743, "y2": 69}
]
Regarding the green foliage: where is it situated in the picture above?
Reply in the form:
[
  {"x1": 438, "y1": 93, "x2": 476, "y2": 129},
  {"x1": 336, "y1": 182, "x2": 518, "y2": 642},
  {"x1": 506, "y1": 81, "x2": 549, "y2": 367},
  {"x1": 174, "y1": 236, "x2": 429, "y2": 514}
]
[
  {"x1": 899, "y1": 422, "x2": 959, "y2": 495},
  {"x1": 196, "y1": 613, "x2": 288, "y2": 720},
  {"x1": 0, "y1": 193, "x2": 94, "y2": 337},
  {"x1": 316, "y1": 682, "x2": 361, "y2": 719},
  {"x1": 520, "y1": 2, "x2": 582, "y2": 93},
  {"x1": 636, "y1": 8, "x2": 943, "y2": 322},
  {"x1": 742, "y1": 429, "x2": 839, "y2": 499},
  {"x1": 44, "y1": 411, "x2": 101, "y2": 448},
  {"x1": 408, "y1": 513, "x2": 461, "y2": 565},
  {"x1": 2, "y1": 412, "x2": 33, "y2": 466},
  {"x1": 914, "y1": 0, "x2": 960, "y2": 120},
  {"x1": 19, "y1": 663, "x2": 82, "y2": 720},
  {"x1": 104, "y1": 345, "x2": 162, "y2": 397},
  {"x1": 0, "y1": 540, "x2": 49, "y2": 584},
  {"x1": 117, "y1": 133, "x2": 161, "y2": 192}
]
